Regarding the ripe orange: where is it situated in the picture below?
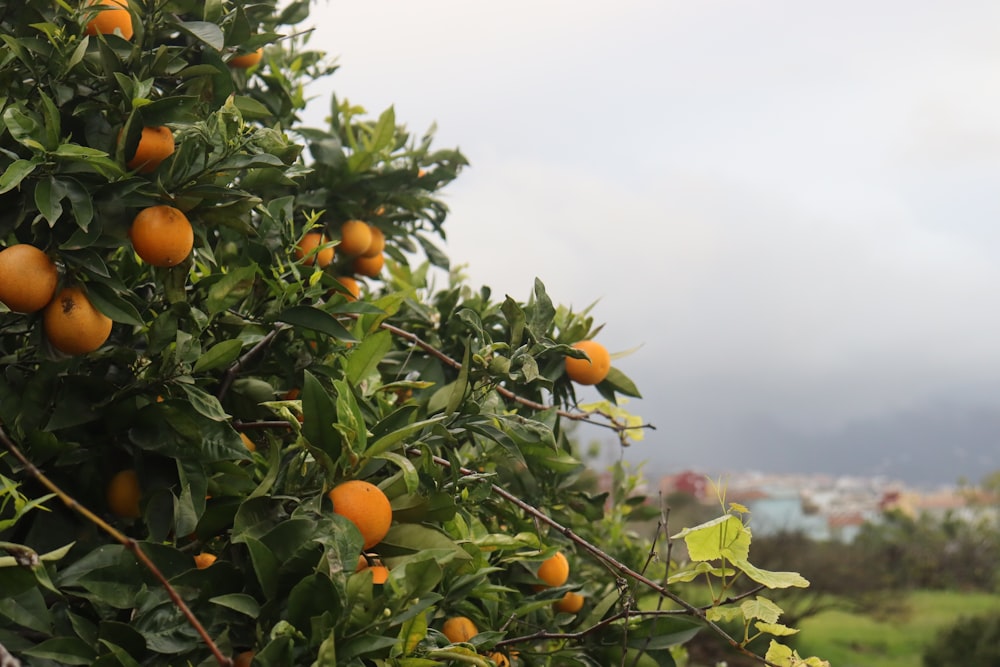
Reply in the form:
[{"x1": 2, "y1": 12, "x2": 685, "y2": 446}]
[
  {"x1": 328, "y1": 480, "x2": 392, "y2": 549},
  {"x1": 0, "y1": 245, "x2": 59, "y2": 313},
  {"x1": 123, "y1": 126, "x2": 174, "y2": 174},
  {"x1": 295, "y1": 232, "x2": 334, "y2": 268},
  {"x1": 362, "y1": 226, "x2": 385, "y2": 258},
  {"x1": 564, "y1": 340, "x2": 611, "y2": 386},
  {"x1": 537, "y1": 551, "x2": 570, "y2": 587},
  {"x1": 233, "y1": 650, "x2": 255, "y2": 667},
  {"x1": 333, "y1": 275, "x2": 361, "y2": 301},
  {"x1": 486, "y1": 652, "x2": 510, "y2": 667},
  {"x1": 441, "y1": 616, "x2": 478, "y2": 643},
  {"x1": 228, "y1": 47, "x2": 263, "y2": 69},
  {"x1": 193, "y1": 552, "x2": 217, "y2": 569},
  {"x1": 130, "y1": 205, "x2": 194, "y2": 267},
  {"x1": 351, "y1": 252, "x2": 384, "y2": 278},
  {"x1": 362, "y1": 565, "x2": 389, "y2": 584},
  {"x1": 556, "y1": 591, "x2": 585, "y2": 613},
  {"x1": 84, "y1": 0, "x2": 133, "y2": 40},
  {"x1": 339, "y1": 220, "x2": 373, "y2": 256},
  {"x1": 107, "y1": 469, "x2": 141, "y2": 518},
  {"x1": 355, "y1": 554, "x2": 368, "y2": 572},
  {"x1": 239, "y1": 433, "x2": 256, "y2": 452},
  {"x1": 44, "y1": 286, "x2": 113, "y2": 355}
]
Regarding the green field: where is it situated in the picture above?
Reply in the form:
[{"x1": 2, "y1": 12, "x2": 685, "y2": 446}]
[{"x1": 794, "y1": 590, "x2": 1000, "y2": 667}]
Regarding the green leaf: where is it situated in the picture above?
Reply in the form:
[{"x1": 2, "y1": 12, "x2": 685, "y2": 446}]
[
  {"x1": 277, "y1": 305, "x2": 355, "y2": 341},
  {"x1": 730, "y1": 557, "x2": 810, "y2": 589},
  {"x1": 378, "y1": 524, "x2": 471, "y2": 561},
  {"x1": 21, "y1": 637, "x2": 96, "y2": 665},
  {"x1": 740, "y1": 596, "x2": 783, "y2": 624},
  {"x1": 179, "y1": 383, "x2": 230, "y2": 421},
  {"x1": 3, "y1": 107, "x2": 44, "y2": 150},
  {"x1": 193, "y1": 339, "x2": 244, "y2": 373},
  {"x1": 0, "y1": 159, "x2": 37, "y2": 194},
  {"x1": 205, "y1": 264, "x2": 257, "y2": 315},
  {"x1": 445, "y1": 341, "x2": 471, "y2": 415},
  {"x1": 370, "y1": 106, "x2": 396, "y2": 153},
  {"x1": 366, "y1": 415, "x2": 446, "y2": 458},
  {"x1": 209, "y1": 593, "x2": 261, "y2": 617},
  {"x1": 85, "y1": 281, "x2": 144, "y2": 326},
  {"x1": 302, "y1": 371, "x2": 342, "y2": 463},
  {"x1": 34, "y1": 176, "x2": 62, "y2": 224},
  {"x1": 671, "y1": 514, "x2": 751, "y2": 563},
  {"x1": 755, "y1": 622, "x2": 799, "y2": 637},
  {"x1": 599, "y1": 366, "x2": 642, "y2": 398},
  {"x1": 346, "y1": 329, "x2": 391, "y2": 385},
  {"x1": 173, "y1": 20, "x2": 225, "y2": 50}
]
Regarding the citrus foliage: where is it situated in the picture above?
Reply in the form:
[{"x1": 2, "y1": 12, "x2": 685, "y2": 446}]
[{"x1": 0, "y1": 1, "x2": 823, "y2": 665}]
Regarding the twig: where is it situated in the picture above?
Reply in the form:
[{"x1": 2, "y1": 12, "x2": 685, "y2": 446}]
[
  {"x1": 416, "y1": 449, "x2": 780, "y2": 667},
  {"x1": 0, "y1": 427, "x2": 232, "y2": 667},
  {"x1": 216, "y1": 324, "x2": 287, "y2": 400}
]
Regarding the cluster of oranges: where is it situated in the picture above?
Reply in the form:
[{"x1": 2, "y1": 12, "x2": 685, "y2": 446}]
[
  {"x1": 294, "y1": 219, "x2": 387, "y2": 287},
  {"x1": 85, "y1": 1, "x2": 261, "y2": 69},
  {"x1": 0, "y1": 120, "x2": 191, "y2": 355},
  {"x1": 0, "y1": 245, "x2": 112, "y2": 355}
]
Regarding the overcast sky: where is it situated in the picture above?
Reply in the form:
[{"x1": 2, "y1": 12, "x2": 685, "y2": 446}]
[{"x1": 298, "y1": 1, "x2": 1000, "y2": 486}]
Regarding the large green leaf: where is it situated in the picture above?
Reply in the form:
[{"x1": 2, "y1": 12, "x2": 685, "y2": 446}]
[{"x1": 672, "y1": 514, "x2": 751, "y2": 563}]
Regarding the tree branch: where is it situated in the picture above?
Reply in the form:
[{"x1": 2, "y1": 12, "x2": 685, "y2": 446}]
[
  {"x1": 0, "y1": 427, "x2": 232, "y2": 667},
  {"x1": 415, "y1": 448, "x2": 780, "y2": 667}
]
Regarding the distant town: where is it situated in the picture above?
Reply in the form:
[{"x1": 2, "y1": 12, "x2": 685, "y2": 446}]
[{"x1": 656, "y1": 470, "x2": 998, "y2": 542}]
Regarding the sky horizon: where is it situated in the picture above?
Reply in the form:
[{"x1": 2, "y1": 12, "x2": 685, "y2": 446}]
[{"x1": 296, "y1": 1, "x2": 1000, "y2": 487}]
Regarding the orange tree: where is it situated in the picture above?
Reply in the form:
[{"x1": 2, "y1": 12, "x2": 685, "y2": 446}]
[{"x1": 0, "y1": 1, "x2": 827, "y2": 666}]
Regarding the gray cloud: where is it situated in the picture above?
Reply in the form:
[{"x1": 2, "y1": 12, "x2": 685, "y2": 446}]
[{"x1": 301, "y1": 1, "x2": 1000, "y2": 484}]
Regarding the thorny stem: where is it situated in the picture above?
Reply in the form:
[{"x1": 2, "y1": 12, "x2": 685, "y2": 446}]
[
  {"x1": 417, "y1": 449, "x2": 781, "y2": 667},
  {"x1": 0, "y1": 427, "x2": 233, "y2": 667}
]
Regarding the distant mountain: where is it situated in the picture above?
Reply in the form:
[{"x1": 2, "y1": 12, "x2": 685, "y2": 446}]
[{"x1": 633, "y1": 400, "x2": 1000, "y2": 488}]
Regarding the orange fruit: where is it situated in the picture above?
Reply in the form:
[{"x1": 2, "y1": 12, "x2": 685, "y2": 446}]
[
  {"x1": 233, "y1": 650, "x2": 255, "y2": 667},
  {"x1": 362, "y1": 565, "x2": 389, "y2": 584},
  {"x1": 130, "y1": 205, "x2": 194, "y2": 267},
  {"x1": 107, "y1": 469, "x2": 141, "y2": 518},
  {"x1": 351, "y1": 252, "x2": 384, "y2": 278},
  {"x1": 362, "y1": 226, "x2": 385, "y2": 258},
  {"x1": 373, "y1": 205, "x2": 386, "y2": 216},
  {"x1": 44, "y1": 286, "x2": 113, "y2": 355},
  {"x1": 328, "y1": 480, "x2": 392, "y2": 549},
  {"x1": 441, "y1": 616, "x2": 478, "y2": 643},
  {"x1": 228, "y1": 47, "x2": 263, "y2": 69},
  {"x1": 84, "y1": 0, "x2": 133, "y2": 40},
  {"x1": 339, "y1": 220, "x2": 373, "y2": 256},
  {"x1": 564, "y1": 340, "x2": 611, "y2": 386},
  {"x1": 556, "y1": 591, "x2": 585, "y2": 613},
  {"x1": 193, "y1": 552, "x2": 217, "y2": 569},
  {"x1": 239, "y1": 433, "x2": 256, "y2": 452},
  {"x1": 355, "y1": 554, "x2": 368, "y2": 572},
  {"x1": 333, "y1": 276, "x2": 361, "y2": 301},
  {"x1": 295, "y1": 232, "x2": 334, "y2": 268},
  {"x1": 123, "y1": 125, "x2": 174, "y2": 174},
  {"x1": 0, "y1": 245, "x2": 59, "y2": 313},
  {"x1": 486, "y1": 653, "x2": 510, "y2": 667},
  {"x1": 282, "y1": 387, "x2": 300, "y2": 400},
  {"x1": 537, "y1": 551, "x2": 569, "y2": 587}
]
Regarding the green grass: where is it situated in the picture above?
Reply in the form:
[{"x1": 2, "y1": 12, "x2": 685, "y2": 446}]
[{"x1": 794, "y1": 590, "x2": 1000, "y2": 667}]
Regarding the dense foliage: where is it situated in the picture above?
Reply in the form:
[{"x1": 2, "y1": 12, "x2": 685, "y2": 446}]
[{"x1": 0, "y1": 1, "x2": 823, "y2": 665}]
